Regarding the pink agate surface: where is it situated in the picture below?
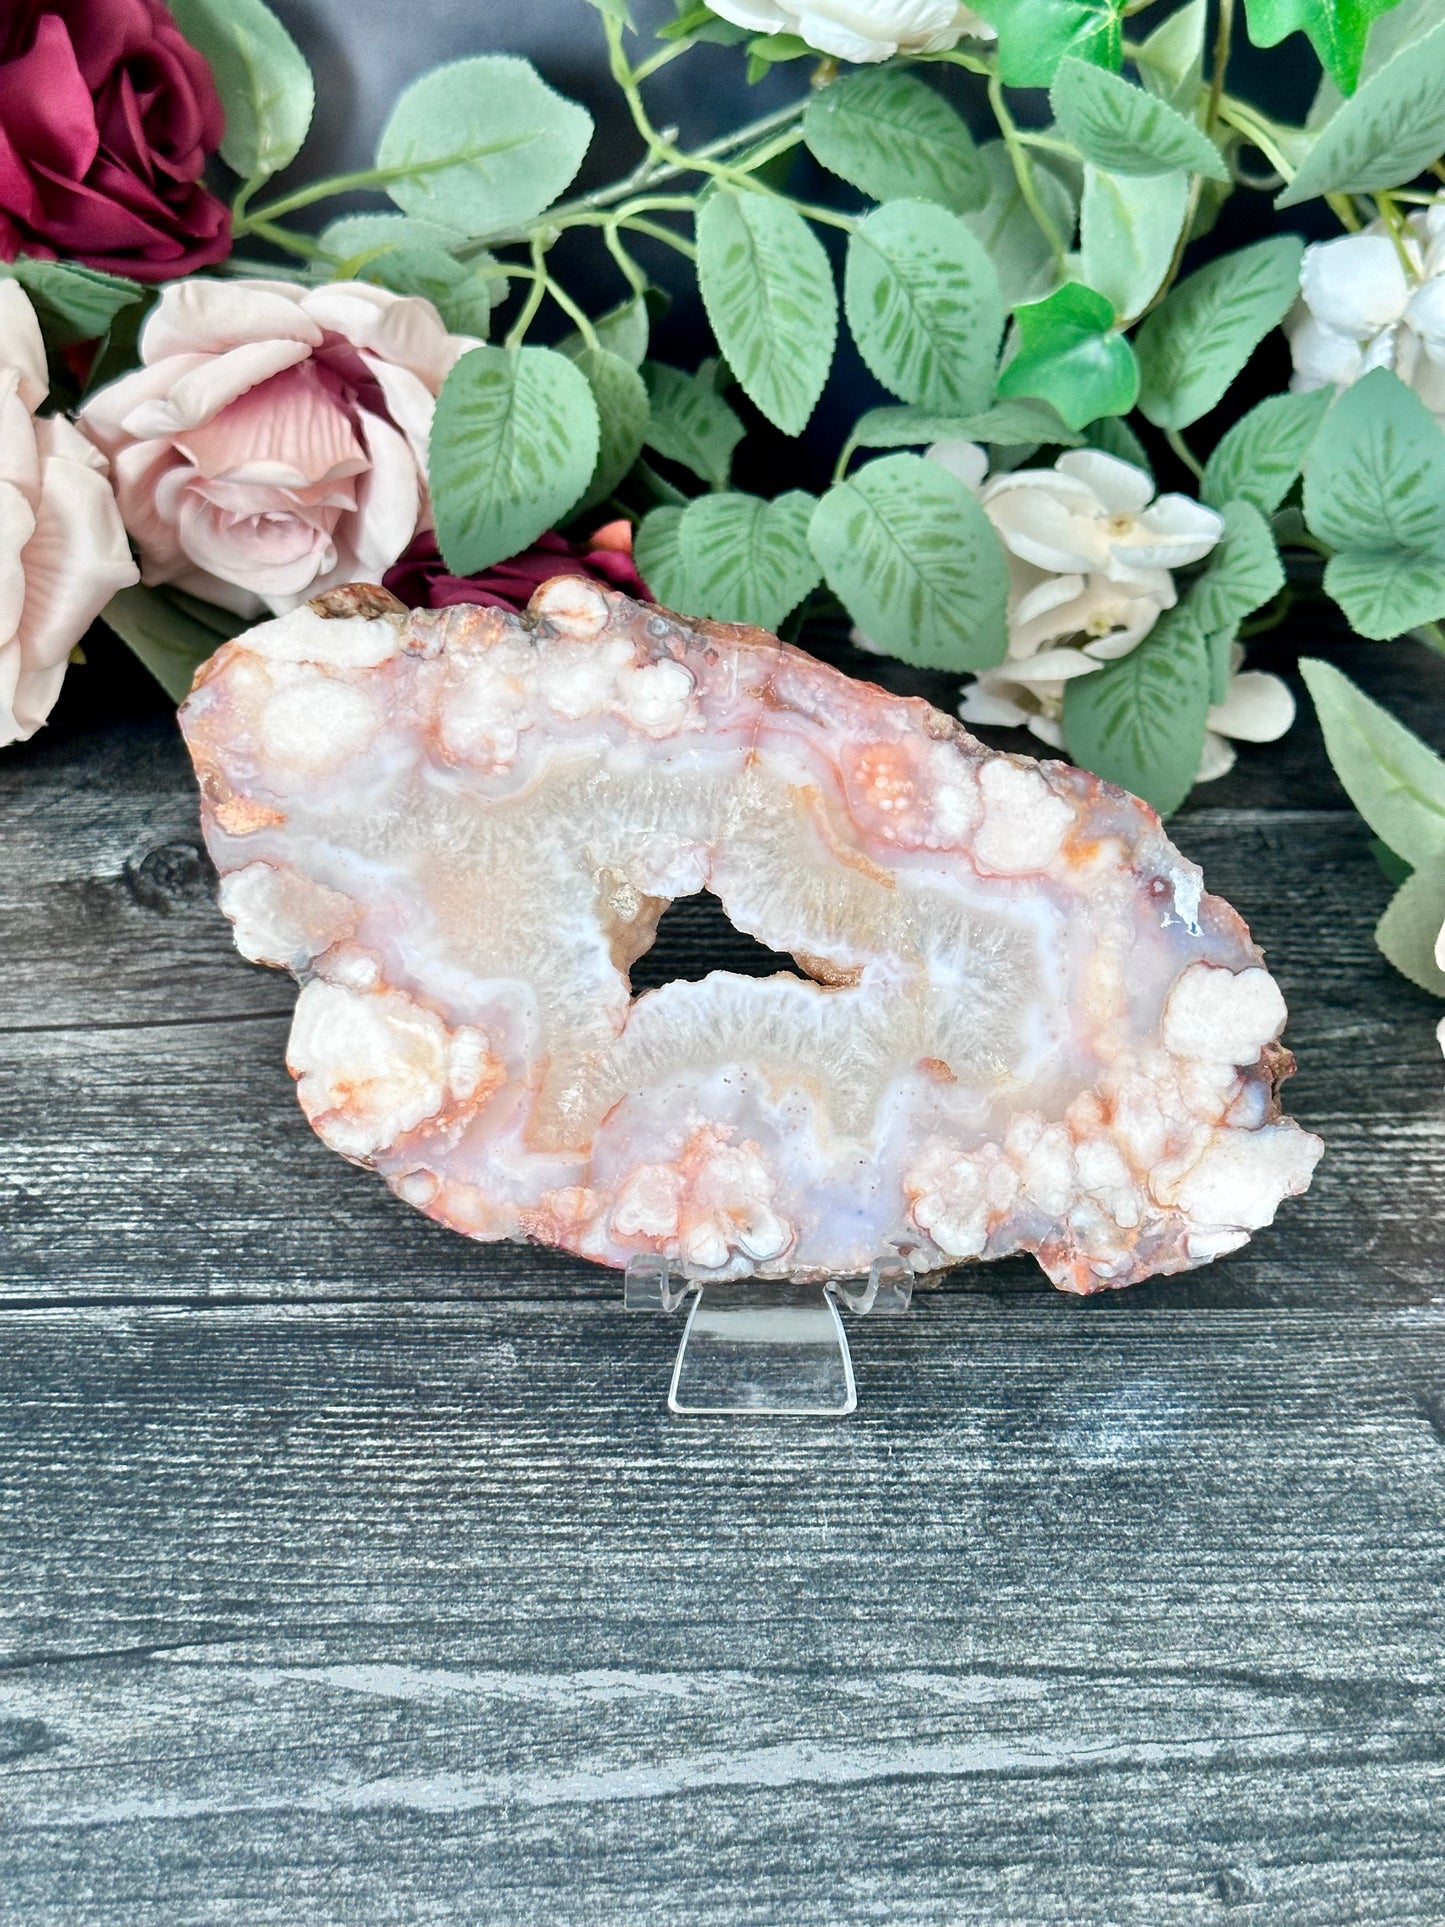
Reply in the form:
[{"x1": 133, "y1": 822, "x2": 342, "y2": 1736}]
[{"x1": 179, "y1": 577, "x2": 1321, "y2": 1291}]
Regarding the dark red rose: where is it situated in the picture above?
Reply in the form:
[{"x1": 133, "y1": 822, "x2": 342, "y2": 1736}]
[
  {"x1": 0, "y1": 0, "x2": 230, "y2": 281},
  {"x1": 384, "y1": 523, "x2": 651, "y2": 614}
]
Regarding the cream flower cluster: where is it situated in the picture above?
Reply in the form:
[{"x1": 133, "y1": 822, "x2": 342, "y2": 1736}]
[
  {"x1": 0, "y1": 281, "x2": 138, "y2": 745},
  {"x1": 1287, "y1": 204, "x2": 1445, "y2": 416},
  {"x1": 926, "y1": 442, "x2": 1295, "y2": 783},
  {"x1": 703, "y1": 0, "x2": 992, "y2": 63}
]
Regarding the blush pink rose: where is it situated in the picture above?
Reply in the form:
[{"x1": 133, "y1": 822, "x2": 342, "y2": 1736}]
[
  {"x1": 0, "y1": 278, "x2": 137, "y2": 745},
  {"x1": 78, "y1": 277, "x2": 479, "y2": 616}
]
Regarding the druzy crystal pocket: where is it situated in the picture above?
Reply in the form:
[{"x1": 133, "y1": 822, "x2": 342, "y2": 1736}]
[{"x1": 180, "y1": 577, "x2": 1320, "y2": 1291}]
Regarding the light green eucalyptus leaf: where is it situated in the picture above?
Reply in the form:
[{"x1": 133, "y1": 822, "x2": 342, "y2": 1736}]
[
  {"x1": 1079, "y1": 165, "x2": 1190, "y2": 321},
  {"x1": 1062, "y1": 604, "x2": 1211, "y2": 817},
  {"x1": 429, "y1": 344, "x2": 599, "y2": 575},
  {"x1": 808, "y1": 453, "x2": 1008, "y2": 670},
  {"x1": 642, "y1": 362, "x2": 745, "y2": 488},
  {"x1": 1200, "y1": 387, "x2": 1332, "y2": 514},
  {"x1": 844, "y1": 201, "x2": 1003, "y2": 414},
  {"x1": 803, "y1": 68, "x2": 987, "y2": 212},
  {"x1": 696, "y1": 189, "x2": 837, "y2": 436},
  {"x1": 1299, "y1": 656, "x2": 1445, "y2": 866},
  {"x1": 166, "y1": 0, "x2": 313, "y2": 184},
  {"x1": 1135, "y1": 235, "x2": 1304, "y2": 429},
  {"x1": 1376, "y1": 855, "x2": 1445, "y2": 996},
  {"x1": 378, "y1": 56, "x2": 592, "y2": 234}
]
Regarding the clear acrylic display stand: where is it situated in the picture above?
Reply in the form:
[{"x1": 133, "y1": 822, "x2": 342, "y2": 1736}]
[{"x1": 624, "y1": 1252, "x2": 913, "y2": 1417}]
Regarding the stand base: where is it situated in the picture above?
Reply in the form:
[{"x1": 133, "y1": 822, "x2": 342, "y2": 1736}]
[
  {"x1": 669, "y1": 1280, "x2": 855, "y2": 1416},
  {"x1": 624, "y1": 1253, "x2": 912, "y2": 1418}
]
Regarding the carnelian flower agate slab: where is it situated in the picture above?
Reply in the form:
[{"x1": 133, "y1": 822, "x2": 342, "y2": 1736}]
[{"x1": 180, "y1": 578, "x2": 1321, "y2": 1292}]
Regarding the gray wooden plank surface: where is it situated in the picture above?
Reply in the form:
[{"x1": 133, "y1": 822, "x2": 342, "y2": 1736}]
[{"x1": 2, "y1": 625, "x2": 1444, "y2": 1922}]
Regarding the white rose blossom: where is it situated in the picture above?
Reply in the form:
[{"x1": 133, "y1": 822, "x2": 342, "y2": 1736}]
[
  {"x1": 703, "y1": 0, "x2": 992, "y2": 63},
  {"x1": 861, "y1": 441, "x2": 1294, "y2": 785},
  {"x1": 1287, "y1": 204, "x2": 1445, "y2": 417}
]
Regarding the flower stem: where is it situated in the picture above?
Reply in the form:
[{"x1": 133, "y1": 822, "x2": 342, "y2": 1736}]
[
  {"x1": 1165, "y1": 425, "x2": 1205, "y2": 483},
  {"x1": 987, "y1": 72, "x2": 1065, "y2": 272},
  {"x1": 1412, "y1": 619, "x2": 1445, "y2": 657},
  {"x1": 1205, "y1": 0, "x2": 1235, "y2": 139},
  {"x1": 504, "y1": 236, "x2": 551, "y2": 349}
]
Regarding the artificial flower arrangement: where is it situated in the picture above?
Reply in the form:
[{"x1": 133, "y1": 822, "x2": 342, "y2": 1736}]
[{"x1": 2, "y1": 0, "x2": 1445, "y2": 1043}]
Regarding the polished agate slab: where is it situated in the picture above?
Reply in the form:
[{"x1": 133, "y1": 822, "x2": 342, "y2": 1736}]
[{"x1": 180, "y1": 578, "x2": 1321, "y2": 1291}]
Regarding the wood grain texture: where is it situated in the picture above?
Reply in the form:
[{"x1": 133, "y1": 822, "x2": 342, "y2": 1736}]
[{"x1": 2, "y1": 628, "x2": 1444, "y2": 1922}]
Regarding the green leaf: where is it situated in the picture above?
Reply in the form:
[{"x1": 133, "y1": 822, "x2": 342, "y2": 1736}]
[
  {"x1": 1324, "y1": 550, "x2": 1445, "y2": 638},
  {"x1": 997, "y1": 282, "x2": 1139, "y2": 430},
  {"x1": 1136, "y1": 0, "x2": 1208, "y2": 110},
  {"x1": 1079, "y1": 165, "x2": 1190, "y2": 322},
  {"x1": 803, "y1": 69, "x2": 987, "y2": 213},
  {"x1": 1135, "y1": 235, "x2": 1305, "y2": 429},
  {"x1": 1083, "y1": 413, "x2": 1152, "y2": 474},
  {"x1": 851, "y1": 399, "x2": 1083, "y2": 449},
  {"x1": 100, "y1": 586, "x2": 247, "y2": 705},
  {"x1": 1370, "y1": 835, "x2": 1414, "y2": 887},
  {"x1": 429, "y1": 345, "x2": 599, "y2": 575},
  {"x1": 319, "y1": 212, "x2": 468, "y2": 263},
  {"x1": 1277, "y1": 18, "x2": 1445, "y2": 206},
  {"x1": 808, "y1": 453, "x2": 1008, "y2": 671},
  {"x1": 1184, "y1": 503, "x2": 1284, "y2": 702},
  {"x1": 1376, "y1": 855, "x2": 1445, "y2": 995},
  {"x1": 582, "y1": 0, "x2": 635, "y2": 23},
  {"x1": 963, "y1": 142, "x2": 1078, "y2": 310},
  {"x1": 1298, "y1": 656, "x2": 1445, "y2": 865},
  {"x1": 1200, "y1": 387, "x2": 1332, "y2": 514},
  {"x1": 166, "y1": 0, "x2": 313, "y2": 185},
  {"x1": 378, "y1": 56, "x2": 592, "y2": 234},
  {"x1": 357, "y1": 249, "x2": 500, "y2": 337},
  {"x1": 1062, "y1": 605, "x2": 1211, "y2": 816},
  {"x1": 590, "y1": 294, "x2": 651, "y2": 369},
  {"x1": 635, "y1": 505, "x2": 691, "y2": 608},
  {"x1": 675, "y1": 491, "x2": 820, "y2": 630},
  {"x1": 844, "y1": 202, "x2": 1003, "y2": 414},
  {"x1": 1244, "y1": 0, "x2": 1406, "y2": 96},
  {"x1": 696, "y1": 189, "x2": 837, "y2": 437},
  {"x1": 566, "y1": 347, "x2": 650, "y2": 517},
  {"x1": 0, "y1": 260, "x2": 143, "y2": 348},
  {"x1": 981, "y1": 0, "x2": 1126, "y2": 88},
  {"x1": 1050, "y1": 58, "x2": 1229, "y2": 180},
  {"x1": 1304, "y1": 368, "x2": 1445, "y2": 553},
  {"x1": 642, "y1": 362, "x2": 744, "y2": 488}
]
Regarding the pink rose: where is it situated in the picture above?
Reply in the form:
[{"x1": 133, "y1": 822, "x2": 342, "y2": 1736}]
[
  {"x1": 78, "y1": 277, "x2": 478, "y2": 616},
  {"x1": 0, "y1": 279, "x2": 137, "y2": 745}
]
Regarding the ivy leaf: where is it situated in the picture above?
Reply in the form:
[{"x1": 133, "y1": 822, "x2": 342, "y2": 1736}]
[
  {"x1": 378, "y1": 56, "x2": 592, "y2": 234},
  {"x1": 1062, "y1": 605, "x2": 1211, "y2": 817},
  {"x1": 1277, "y1": 17, "x2": 1445, "y2": 205},
  {"x1": 1051, "y1": 59, "x2": 1229, "y2": 180},
  {"x1": 1135, "y1": 235, "x2": 1305, "y2": 429},
  {"x1": 963, "y1": 141, "x2": 1079, "y2": 310},
  {"x1": 642, "y1": 361, "x2": 744, "y2": 488},
  {"x1": 1376, "y1": 855, "x2": 1445, "y2": 996},
  {"x1": 677, "y1": 491, "x2": 821, "y2": 630},
  {"x1": 1079, "y1": 165, "x2": 1190, "y2": 322},
  {"x1": 1244, "y1": 0, "x2": 1406, "y2": 96},
  {"x1": 1182, "y1": 502, "x2": 1284, "y2": 701},
  {"x1": 809, "y1": 453, "x2": 1009, "y2": 670},
  {"x1": 100, "y1": 585, "x2": 247, "y2": 705},
  {"x1": 996, "y1": 282, "x2": 1139, "y2": 430},
  {"x1": 844, "y1": 202, "x2": 1003, "y2": 414},
  {"x1": 850, "y1": 399, "x2": 1083, "y2": 448},
  {"x1": 979, "y1": 0, "x2": 1126, "y2": 89},
  {"x1": 1200, "y1": 387, "x2": 1332, "y2": 514},
  {"x1": 166, "y1": 0, "x2": 313, "y2": 185},
  {"x1": 565, "y1": 347, "x2": 650, "y2": 517},
  {"x1": 1298, "y1": 657, "x2": 1445, "y2": 866},
  {"x1": 804, "y1": 69, "x2": 987, "y2": 213},
  {"x1": 1135, "y1": 0, "x2": 1208, "y2": 110},
  {"x1": 1303, "y1": 368, "x2": 1445, "y2": 635},
  {"x1": 0, "y1": 260, "x2": 143, "y2": 349},
  {"x1": 696, "y1": 189, "x2": 837, "y2": 437},
  {"x1": 635, "y1": 506, "x2": 692, "y2": 610},
  {"x1": 429, "y1": 345, "x2": 599, "y2": 575}
]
